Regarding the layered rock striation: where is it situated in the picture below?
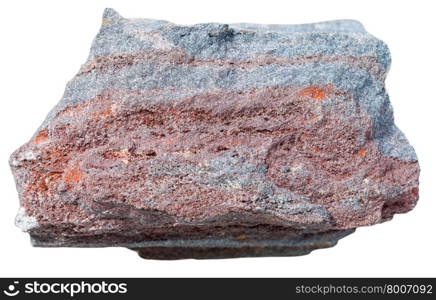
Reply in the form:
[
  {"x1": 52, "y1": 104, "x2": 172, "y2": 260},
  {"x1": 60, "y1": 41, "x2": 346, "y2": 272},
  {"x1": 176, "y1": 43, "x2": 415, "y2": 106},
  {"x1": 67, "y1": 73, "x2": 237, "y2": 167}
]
[{"x1": 10, "y1": 9, "x2": 419, "y2": 259}]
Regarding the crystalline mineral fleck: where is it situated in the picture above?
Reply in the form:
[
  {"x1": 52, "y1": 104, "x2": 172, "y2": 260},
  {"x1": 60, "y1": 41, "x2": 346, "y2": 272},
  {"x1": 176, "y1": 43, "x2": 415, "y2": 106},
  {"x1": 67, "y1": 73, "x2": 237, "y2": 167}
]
[{"x1": 9, "y1": 8, "x2": 419, "y2": 259}]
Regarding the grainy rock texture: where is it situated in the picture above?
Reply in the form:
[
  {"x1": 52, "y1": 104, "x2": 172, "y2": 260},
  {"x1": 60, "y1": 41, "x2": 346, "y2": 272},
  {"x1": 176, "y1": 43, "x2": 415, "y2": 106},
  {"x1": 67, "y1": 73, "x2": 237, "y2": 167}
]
[{"x1": 10, "y1": 9, "x2": 419, "y2": 259}]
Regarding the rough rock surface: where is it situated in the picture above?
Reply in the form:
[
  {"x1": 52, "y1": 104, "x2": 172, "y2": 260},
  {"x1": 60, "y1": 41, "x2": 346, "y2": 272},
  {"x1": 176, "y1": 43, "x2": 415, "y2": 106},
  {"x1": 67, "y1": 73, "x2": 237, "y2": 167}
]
[{"x1": 10, "y1": 8, "x2": 419, "y2": 259}]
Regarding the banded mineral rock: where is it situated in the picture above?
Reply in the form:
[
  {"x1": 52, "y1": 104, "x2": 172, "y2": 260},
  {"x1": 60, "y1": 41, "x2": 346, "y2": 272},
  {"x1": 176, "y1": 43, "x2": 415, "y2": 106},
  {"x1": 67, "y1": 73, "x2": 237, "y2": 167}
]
[{"x1": 10, "y1": 8, "x2": 419, "y2": 259}]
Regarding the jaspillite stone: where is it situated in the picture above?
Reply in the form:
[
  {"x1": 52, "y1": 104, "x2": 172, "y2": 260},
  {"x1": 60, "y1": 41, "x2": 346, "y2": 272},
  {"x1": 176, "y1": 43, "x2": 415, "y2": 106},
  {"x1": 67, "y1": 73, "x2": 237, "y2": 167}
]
[{"x1": 10, "y1": 8, "x2": 419, "y2": 259}]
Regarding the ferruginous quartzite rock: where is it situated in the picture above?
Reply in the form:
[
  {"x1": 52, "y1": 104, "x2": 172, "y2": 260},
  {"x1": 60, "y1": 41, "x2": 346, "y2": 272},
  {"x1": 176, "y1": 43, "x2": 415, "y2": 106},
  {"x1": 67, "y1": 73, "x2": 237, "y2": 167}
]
[{"x1": 10, "y1": 8, "x2": 419, "y2": 259}]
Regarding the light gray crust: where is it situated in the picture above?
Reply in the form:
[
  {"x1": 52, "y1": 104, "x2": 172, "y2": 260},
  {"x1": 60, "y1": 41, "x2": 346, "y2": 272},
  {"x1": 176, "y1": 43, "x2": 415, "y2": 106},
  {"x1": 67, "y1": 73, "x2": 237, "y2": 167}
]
[{"x1": 232, "y1": 19, "x2": 367, "y2": 34}]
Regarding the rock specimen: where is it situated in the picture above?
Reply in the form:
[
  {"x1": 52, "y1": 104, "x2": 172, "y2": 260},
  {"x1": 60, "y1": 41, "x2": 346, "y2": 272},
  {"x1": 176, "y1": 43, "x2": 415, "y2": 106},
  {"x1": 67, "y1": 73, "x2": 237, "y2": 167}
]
[{"x1": 10, "y1": 8, "x2": 419, "y2": 259}]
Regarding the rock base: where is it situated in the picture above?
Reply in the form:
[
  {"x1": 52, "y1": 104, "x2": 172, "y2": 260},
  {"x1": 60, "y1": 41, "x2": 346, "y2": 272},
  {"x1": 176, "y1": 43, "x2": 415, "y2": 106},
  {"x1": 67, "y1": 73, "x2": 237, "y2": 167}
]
[{"x1": 30, "y1": 227, "x2": 354, "y2": 260}]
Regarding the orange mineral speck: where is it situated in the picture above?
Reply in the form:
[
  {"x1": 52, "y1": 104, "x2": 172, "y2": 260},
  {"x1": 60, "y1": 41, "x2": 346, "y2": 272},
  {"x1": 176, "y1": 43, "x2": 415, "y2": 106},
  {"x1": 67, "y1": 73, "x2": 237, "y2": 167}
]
[
  {"x1": 93, "y1": 107, "x2": 113, "y2": 118},
  {"x1": 300, "y1": 86, "x2": 326, "y2": 100},
  {"x1": 39, "y1": 180, "x2": 48, "y2": 191},
  {"x1": 411, "y1": 187, "x2": 419, "y2": 196},
  {"x1": 34, "y1": 129, "x2": 49, "y2": 144},
  {"x1": 63, "y1": 165, "x2": 83, "y2": 184},
  {"x1": 235, "y1": 234, "x2": 247, "y2": 241},
  {"x1": 357, "y1": 148, "x2": 368, "y2": 157}
]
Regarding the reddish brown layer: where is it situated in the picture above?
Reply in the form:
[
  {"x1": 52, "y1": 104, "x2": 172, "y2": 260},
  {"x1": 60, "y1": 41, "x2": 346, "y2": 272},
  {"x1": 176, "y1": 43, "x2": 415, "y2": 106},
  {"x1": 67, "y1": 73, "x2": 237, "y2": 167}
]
[
  {"x1": 12, "y1": 85, "x2": 418, "y2": 235},
  {"x1": 78, "y1": 51, "x2": 385, "y2": 79}
]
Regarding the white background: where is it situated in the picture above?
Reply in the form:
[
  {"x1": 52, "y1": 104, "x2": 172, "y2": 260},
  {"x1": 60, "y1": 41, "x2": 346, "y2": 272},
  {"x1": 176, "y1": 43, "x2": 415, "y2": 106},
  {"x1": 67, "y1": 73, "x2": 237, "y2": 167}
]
[{"x1": 0, "y1": 0, "x2": 435, "y2": 277}]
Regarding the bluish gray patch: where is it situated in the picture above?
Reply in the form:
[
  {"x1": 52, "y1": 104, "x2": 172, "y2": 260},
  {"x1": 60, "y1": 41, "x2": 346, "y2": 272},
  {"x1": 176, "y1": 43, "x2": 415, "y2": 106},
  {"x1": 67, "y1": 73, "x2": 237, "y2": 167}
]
[
  {"x1": 93, "y1": 11, "x2": 390, "y2": 70},
  {"x1": 376, "y1": 125, "x2": 417, "y2": 161}
]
